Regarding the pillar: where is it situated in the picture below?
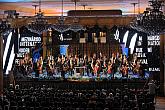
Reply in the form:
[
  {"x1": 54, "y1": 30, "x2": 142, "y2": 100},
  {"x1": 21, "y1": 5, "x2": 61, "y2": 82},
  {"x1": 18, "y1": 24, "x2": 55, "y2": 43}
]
[
  {"x1": 160, "y1": 34, "x2": 165, "y2": 96},
  {"x1": 42, "y1": 32, "x2": 47, "y2": 59},
  {"x1": 0, "y1": 36, "x2": 3, "y2": 96}
]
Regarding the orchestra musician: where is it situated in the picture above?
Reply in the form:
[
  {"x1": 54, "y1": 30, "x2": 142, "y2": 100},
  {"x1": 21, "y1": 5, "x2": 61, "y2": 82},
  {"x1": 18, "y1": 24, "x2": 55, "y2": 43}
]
[
  {"x1": 38, "y1": 63, "x2": 42, "y2": 74},
  {"x1": 102, "y1": 60, "x2": 107, "y2": 75},
  {"x1": 139, "y1": 63, "x2": 145, "y2": 78},
  {"x1": 50, "y1": 60, "x2": 55, "y2": 74},
  {"x1": 120, "y1": 64, "x2": 128, "y2": 77},
  {"x1": 87, "y1": 56, "x2": 92, "y2": 75},
  {"x1": 61, "y1": 58, "x2": 69, "y2": 80},
  {"x1": 37, "y1": 56, "x2": 43, "y2": 74},
  {"x1": 93, "y1": 61, "x2": 100, "y2": 77},
  {"x1": 131, "y1": 55, "x2": 138, "y2": 74},
  {"x1": 107, "y1": 61, "x2": 113, "y2": 78},
  {"x1": 111, "y1": 53, "x2": 119, "y2": 78},
  {"x1": 63, "y1": 58, "x2": 69, "y2": 72},
  {"x1": 47, "y1": 58, "x2": 52, "y2": 76},
  {"x1": 69, "y1": 56, "x2": 74, "y2": 76},
  {"x1": 110, "y1": 53, "x2": 116, "y2": 64},
  {"x1": 122, "y1": 55, "x2": 127, "y2": 65},
  {"x1": 74, "y1": 55, "x2": 79, "y2": 66},
  {"x1": 134, "y1": 61, "x2": 141, "y2": 74}
]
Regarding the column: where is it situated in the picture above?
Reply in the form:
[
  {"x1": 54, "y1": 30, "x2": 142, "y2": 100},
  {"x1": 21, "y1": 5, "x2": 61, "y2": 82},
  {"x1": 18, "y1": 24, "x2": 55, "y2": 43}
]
[
  {"x1": 160, "y1": 34, "x2": 164, "y2": 96},
  {"x1": 0, "y1": 36, "x2": 3, "y2": 96},
  {"x1": 42, "y1": 32, "x2": 47, "y2": 59}
]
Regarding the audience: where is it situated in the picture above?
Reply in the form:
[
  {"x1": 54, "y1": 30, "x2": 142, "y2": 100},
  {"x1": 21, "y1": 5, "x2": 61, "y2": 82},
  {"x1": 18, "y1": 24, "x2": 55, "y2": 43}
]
[{"x1": 0, "y1": 83, "x2": 155, "y2": 110}]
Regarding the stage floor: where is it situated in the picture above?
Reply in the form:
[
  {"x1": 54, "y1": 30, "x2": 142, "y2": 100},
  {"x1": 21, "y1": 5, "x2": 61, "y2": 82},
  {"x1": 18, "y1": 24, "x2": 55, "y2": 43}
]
[
  {"x1": 25, "y1": 71, "x2": 150, "y2": 81},
  {"x1": 5, "y1": 71, "x2": 149, "y2": 92}
]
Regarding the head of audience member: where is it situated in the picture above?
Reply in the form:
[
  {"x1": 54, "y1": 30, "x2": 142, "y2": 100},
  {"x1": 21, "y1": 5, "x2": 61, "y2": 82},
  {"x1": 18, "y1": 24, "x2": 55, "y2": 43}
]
[{"x1": 15, "y1": 84, "x2": 19, "y2": 90}]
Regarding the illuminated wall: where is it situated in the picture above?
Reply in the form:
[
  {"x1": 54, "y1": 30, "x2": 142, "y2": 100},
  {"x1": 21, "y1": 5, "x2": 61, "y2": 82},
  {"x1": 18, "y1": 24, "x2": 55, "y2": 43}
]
[{"x1": 114, "y1": 27, "x2": 160, "y2": 74}]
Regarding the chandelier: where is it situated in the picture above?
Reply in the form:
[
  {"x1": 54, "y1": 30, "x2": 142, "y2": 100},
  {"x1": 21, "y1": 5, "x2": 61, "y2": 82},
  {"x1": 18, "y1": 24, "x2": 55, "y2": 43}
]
[
  {"x1": 52, "y1": 16, "x2": 71, "y2": 33},
  {"x1": 26, "y1": 0, "x2": 51, "y2": 35},
  {"x1": 130, "y1": 0, "x2": 165, "y2": 35},
  {"x1": 52, "y1": 0, "x2": 71, "y2": 33},
  {"x1": 70, "y1": 17, "x2": 84, "y2": 32},
  {"x1": 69, "y1": 0, "x2": 85, "y2": 32}
]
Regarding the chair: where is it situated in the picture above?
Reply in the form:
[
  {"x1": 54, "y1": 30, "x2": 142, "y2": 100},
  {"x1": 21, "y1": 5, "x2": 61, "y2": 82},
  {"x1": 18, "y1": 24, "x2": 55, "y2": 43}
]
[
  {"x1": 34, "y1": 107, "x2": 41, "y2": 110},
  {"x1": 4, "y1": 105, "x2": 9, "y2": 110},
  {"x1": 42, "y1": 107, "x2": 49, "y2": 110},
  {"x1": 17, "y1": 106, "x2": 26, "y2": 110},
  {"x1": 10, "y1": 106, "x2": 18, "y2": 110}
]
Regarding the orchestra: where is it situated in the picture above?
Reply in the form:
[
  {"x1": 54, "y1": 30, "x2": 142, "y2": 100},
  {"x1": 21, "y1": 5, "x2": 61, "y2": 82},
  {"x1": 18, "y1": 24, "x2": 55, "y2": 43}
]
[{"x1": 18, "y1": 52, "x2": 145, "y2": 79}]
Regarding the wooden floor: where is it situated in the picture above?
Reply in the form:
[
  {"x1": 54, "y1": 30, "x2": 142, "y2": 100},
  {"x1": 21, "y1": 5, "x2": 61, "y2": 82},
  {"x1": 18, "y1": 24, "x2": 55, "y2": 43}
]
[{"x1": 155, "y1": 97, "x2": 165, "y2": 110}]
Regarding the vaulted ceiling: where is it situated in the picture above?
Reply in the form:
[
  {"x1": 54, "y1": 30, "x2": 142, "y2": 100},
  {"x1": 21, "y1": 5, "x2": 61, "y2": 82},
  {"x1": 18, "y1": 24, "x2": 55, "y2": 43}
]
[{"x1": 0, "y1": 0, "x2": 149, "y2": 16}]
